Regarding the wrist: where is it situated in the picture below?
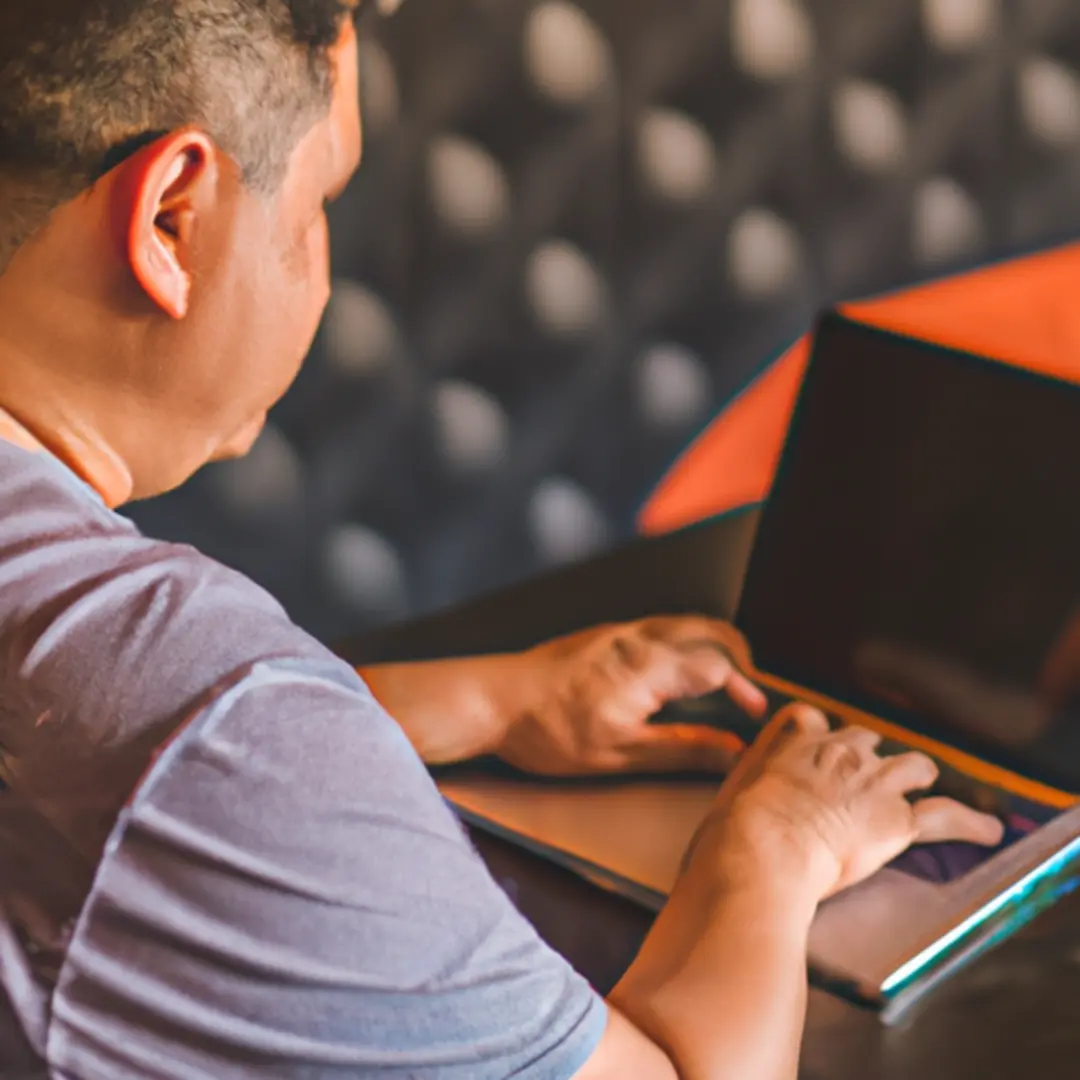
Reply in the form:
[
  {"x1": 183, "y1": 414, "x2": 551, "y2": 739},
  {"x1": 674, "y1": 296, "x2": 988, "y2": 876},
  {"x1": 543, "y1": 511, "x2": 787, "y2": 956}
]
[
  {"x1": 613, "y1": 842, "x2": 814, "y2": 1071},
  {"x1": 683, "y1": 797, "x2": 838, "y2": 913},
  {"x1": 679, "y1": 852, "x2": 821, "y2": 934},
  {"x1": 466, "y1": 652, "x2": 522, "y2": 756},
  {"x1": 482, "y1": 648, "x2": 548, "y2": 756}
]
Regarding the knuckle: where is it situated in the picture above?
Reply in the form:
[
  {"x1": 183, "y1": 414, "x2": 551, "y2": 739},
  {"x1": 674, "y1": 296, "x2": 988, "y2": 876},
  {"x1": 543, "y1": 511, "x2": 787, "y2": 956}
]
[
  {"x1": 610, "y1": 633, "x2": 649, "y2": 672},
  {"x1": 599, "y1": 699, "x2": 638, "y2": 732},
  {"x1": 775, "y1": 701, "x2": 807, "y2": 723},
  {"x1": 685, "y1": 649, "x2": 732, "y2": 686},
  {"x1": 785, "y1": 703, "x2": 830, "y2": 734},
  {"x1": 819, "y1": 741, "x2": 862, "y2": 777},
  {"x1": 636, "y1": 617, "x2": 670, "y2": 641}
]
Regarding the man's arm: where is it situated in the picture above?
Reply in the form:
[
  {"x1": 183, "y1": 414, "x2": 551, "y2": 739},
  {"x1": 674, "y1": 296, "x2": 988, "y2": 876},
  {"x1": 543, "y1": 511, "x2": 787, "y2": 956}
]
[
  {"x1": 48, "y1": 657, "x2": 608, "y2": 1080},
  {"x1": 361, "y1": 653, "x2": 513, "y2": 764},
  {"x1": 361, "y1": 617, "x2": 763, "y2": 775},
  {"x1": 364, "y1": 631, "x2": 1004, "y2": 1080},
  {"x1": 587, "y1": 850, "x2": 814, "y2": 1080},
  {"x1": 575, "y1": 705, "x2": 1005, "y2": 1080}
]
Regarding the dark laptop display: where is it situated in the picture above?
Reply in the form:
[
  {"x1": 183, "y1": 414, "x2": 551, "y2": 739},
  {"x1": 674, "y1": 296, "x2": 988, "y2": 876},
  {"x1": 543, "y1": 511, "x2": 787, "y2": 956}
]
[{"x1": 735, "y1": 312, "x2": 1080, "y2": 796}]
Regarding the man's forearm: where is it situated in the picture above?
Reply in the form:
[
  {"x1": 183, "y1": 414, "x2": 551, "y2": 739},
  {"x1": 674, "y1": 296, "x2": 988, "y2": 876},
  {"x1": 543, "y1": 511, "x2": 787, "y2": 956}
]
[
  {"x1": 360, "y1": 655, "x2": 515, "y2": 764},
  {"x1": 607, "y1": 863, "x2": 816, "y2": 1080}
]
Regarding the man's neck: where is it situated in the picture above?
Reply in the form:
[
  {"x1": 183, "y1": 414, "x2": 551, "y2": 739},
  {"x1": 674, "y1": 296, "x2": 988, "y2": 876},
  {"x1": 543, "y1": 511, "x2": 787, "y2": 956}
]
[
  {"x1": 0, "y1": 405, "x2": 133, "y2": 508},
  {"x1": 0, "y1": 409, "x2": 44, "y2": 454}
]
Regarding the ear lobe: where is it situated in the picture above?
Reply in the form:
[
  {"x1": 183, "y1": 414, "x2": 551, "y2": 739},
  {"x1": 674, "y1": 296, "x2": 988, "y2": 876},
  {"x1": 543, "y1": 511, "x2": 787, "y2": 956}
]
[{"x1": 125, "y1": 132, "x2": 214, "y2": 320}]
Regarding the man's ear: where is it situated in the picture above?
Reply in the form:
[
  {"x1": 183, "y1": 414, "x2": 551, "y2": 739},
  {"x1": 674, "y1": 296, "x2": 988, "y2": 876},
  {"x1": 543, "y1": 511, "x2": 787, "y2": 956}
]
[{"x1": 122, "y1": 130, "x2": 218, "y2": 320}]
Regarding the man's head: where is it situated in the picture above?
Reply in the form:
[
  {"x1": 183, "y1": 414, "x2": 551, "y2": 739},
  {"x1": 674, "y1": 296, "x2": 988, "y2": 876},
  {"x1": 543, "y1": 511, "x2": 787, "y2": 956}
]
[{"x1": 0, "y1": 1, "x2": 365, "y2": 503}]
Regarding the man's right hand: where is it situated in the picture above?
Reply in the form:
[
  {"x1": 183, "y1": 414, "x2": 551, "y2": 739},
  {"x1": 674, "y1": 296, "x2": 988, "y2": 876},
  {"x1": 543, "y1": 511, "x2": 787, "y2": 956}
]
[
  {"x1": 587, "y1": 703, "x2": 1007, "y2": 1080},
  {"x1": 694, "y1": 702, "x2": 1005, "y2": 902}
]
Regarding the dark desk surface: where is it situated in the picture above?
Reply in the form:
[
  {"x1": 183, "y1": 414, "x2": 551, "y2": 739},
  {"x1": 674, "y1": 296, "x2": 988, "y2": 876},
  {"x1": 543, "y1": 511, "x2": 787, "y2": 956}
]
[{"x1": 339, "y1": 508, "x2": 1080, "y2": 1079}]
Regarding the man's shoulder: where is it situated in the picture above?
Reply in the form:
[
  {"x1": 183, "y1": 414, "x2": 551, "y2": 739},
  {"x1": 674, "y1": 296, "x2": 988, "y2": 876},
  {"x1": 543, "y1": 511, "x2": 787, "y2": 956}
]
[
  {"x1": 0, "y1": 439, "x2": 131, "y2": 540},
  {"x1": 0, "y1": 439, "x2": 178, "y2": 606},
  {"x1": 0, "y1": 440, "x2": 289, "y2": 636},
  {"x1": 0, "y1": 439, "x2": 344, "y2": 841}
]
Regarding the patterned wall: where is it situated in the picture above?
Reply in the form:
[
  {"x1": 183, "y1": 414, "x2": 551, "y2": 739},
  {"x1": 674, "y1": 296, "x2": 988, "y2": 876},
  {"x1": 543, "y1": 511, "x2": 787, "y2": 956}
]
[{"x1": 127, "y1": 0, "x2": 1080, "y2": 642}]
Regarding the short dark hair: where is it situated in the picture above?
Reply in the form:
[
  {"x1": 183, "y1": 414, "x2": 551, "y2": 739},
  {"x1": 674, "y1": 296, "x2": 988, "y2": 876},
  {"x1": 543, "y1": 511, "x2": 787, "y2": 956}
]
[{"x1": 0, "y1": 0, "x2": 365, "y2": 273}]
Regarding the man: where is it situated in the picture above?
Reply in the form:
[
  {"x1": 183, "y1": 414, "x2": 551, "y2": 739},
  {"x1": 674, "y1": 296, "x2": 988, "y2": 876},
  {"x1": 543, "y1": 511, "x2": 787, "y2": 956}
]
[{"x1": 0, "y1": 2, "x2": 1004, "y2": 1077}]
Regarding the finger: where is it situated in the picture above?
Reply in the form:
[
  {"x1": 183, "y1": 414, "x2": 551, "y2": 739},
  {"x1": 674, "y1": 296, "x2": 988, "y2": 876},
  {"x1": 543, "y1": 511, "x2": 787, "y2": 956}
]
[
  {"x1": 772, "y1": 701, "x2": 830, "y2": 737},
  {"x1": 815, "y1": 740, "x2": 867, "y2": 779},
  {"x1": 912, "y1": 797, "x2": 1006, "y2": 846},
  {"x1": 830, "y1": 725, "x2": 883, "y2": 755},
  {"x1": 715, "y1": 702, "x2": 826, "y2": 801},
  {"x1": 623, "y1": 724, "x2": 745, "y2": 774},
  {"x1": 678, "y1": 648, "x2": 764, "y2": 717},
  {"x1": 623, "y1": 637, "x2": 768, "y2": 718},
  {"x1": 639, "y1": 616, "x2": 753, "y2": 670},
  {"x1": 710, "y1": 714, "x2": 788, "y2": 804},
  {"x1": 635, "y1": 618, "x2": 768, "y2": 716},
  {"x1": 640, "y1": 615, "x2": 740, "y2": 647},
  {"x1": 587, "y1": 636, "x2": 701, "y2": 725},
  {"x1": 877, "y1": 751, "x2": 939, "y2": 793},
  {"x1": 729, "y1": 681, "x2": 769, "y2": 715}
]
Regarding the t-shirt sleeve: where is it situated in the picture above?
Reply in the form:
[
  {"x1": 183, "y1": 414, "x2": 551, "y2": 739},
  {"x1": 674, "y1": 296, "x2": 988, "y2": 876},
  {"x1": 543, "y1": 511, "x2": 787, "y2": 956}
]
[{"x1": 45, "y1": 659, "x2": 607, "y2": 1080}]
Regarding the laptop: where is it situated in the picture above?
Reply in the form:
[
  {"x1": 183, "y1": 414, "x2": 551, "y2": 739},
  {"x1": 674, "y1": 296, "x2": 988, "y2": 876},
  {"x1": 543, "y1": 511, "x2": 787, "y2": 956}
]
[{"x1": 439, "y1": 311, "x2": 1080, "y2": 1020}]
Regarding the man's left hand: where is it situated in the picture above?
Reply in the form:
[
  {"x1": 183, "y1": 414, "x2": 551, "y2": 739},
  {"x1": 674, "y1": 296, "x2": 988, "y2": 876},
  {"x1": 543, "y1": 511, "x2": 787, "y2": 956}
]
[{"x1": 362, "y1": 617, "x2": 767, "y2": 777}]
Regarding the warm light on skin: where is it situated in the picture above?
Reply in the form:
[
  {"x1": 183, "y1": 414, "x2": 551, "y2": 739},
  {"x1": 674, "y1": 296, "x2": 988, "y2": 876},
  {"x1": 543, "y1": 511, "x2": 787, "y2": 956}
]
[
  {"x1": 0, "y1": 16, "x2": 362, "y2": 509},
  {"x1": 0, "y1": 408, "x2": 44, "y2": 453}
]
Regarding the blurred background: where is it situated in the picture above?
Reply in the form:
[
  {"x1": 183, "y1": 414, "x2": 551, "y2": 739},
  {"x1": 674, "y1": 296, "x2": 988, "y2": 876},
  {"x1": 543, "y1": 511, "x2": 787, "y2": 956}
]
[{"x1": 126, "y1": 0, "x2": 1080, "y2": 642}]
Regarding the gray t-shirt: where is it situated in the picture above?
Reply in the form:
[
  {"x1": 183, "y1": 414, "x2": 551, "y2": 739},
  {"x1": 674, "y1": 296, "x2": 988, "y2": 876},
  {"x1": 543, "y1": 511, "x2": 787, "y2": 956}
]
[{"x1": 0, "y1": 441, "x2": 605, "y2": 1079}]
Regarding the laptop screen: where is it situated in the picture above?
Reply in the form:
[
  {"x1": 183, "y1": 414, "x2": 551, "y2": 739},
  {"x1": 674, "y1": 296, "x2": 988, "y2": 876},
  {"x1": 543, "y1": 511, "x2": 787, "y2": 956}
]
[{"x1": 735, "y1": 312, "x2": 1080, "y2": 794}]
